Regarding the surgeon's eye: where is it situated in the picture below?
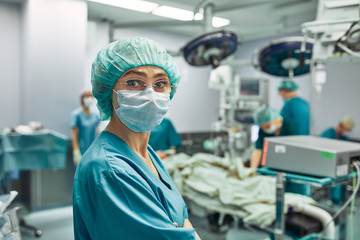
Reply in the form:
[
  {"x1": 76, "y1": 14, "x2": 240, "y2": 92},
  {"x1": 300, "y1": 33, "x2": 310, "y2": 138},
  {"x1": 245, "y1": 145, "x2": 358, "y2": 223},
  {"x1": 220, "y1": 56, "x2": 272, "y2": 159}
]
[
  {"x1": 153, "y1": 80, "x2": 171, "y2": 92},
  {"x1": 124, "y1": 79, "x2": 145, "y2": 89}
]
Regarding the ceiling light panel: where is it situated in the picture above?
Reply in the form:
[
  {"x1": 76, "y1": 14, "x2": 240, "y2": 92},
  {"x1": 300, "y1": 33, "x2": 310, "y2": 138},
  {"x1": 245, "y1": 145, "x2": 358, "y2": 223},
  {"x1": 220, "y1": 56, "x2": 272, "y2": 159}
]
[
  {"x1": 212, "y1": 17, "x2": 230, "y2": 28},
  {"x1": 88, "y1": 0, "x2": 159, "y2": 13},
  {"x1": 152, "y1": 5, "x2": 194, "y2": 21}
]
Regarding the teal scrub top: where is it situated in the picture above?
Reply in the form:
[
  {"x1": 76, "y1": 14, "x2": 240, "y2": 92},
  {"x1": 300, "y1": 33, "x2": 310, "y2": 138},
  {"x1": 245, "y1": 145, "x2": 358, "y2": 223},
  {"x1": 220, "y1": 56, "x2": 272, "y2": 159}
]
[
  {"x1": 255, "y1": 117, "x2": 299, "y2": 150},
  {"x1": 73, "y1": 131, "x2": 195, "y2": 240},
  {"x1": 281, "y1": 97, "x2": 310, "y2": 135},
  {"x1": 321, "y1": 127, "x2": 349, "y2": 141},
  {"x1": 71, "y1": 108, "x2": 100, "y2": 154},
  {"x1": 149, "y1": 118, "x2": 182, "y2": 151}
]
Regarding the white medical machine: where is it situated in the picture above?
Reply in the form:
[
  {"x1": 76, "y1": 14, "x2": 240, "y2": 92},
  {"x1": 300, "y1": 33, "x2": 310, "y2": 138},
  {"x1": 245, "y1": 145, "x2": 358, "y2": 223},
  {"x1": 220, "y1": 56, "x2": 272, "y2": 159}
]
[
  {"x1": 301, "y1": 0, "x2": 360, "y2": 63},
  {"x1": 208, "y1": 65, "x2": 268, "y2": 163}
]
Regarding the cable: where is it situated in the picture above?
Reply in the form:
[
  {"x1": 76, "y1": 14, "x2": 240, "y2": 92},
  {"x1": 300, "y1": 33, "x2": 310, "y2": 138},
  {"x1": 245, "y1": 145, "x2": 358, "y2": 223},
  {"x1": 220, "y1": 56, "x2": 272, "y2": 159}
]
[
  {"x1": 349, "y1": 174, "x2": 356, "y2": 240},
  {"x1": 333, "y1": 22, "x2": 357, "y2": 54},
  {"x1": 337, "y1": 43, "x2": 360, "y2": 58},
  {"x1": 317, "y1": 161, "x2": 360, "y2": 240}
]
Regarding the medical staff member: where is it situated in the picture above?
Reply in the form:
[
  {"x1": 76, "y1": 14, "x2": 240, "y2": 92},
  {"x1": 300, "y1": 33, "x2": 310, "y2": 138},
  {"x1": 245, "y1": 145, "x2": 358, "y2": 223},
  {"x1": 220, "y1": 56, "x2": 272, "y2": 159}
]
[
  {"x1": 250, "y1": 107, "x2": 298, "y2": 169},
  {"x1": 71, "y1": 91, "x2": 100, "y2": 165},
  {"x1": 149, "y1": 117, "x2": 182, "y2": 159},
  {"x1": 321, "y1": 117, "x2": 355, "y2": 141},
  {"x1": 321, "y1": 117, "x2": 355, "y2": 203},
  {"x1": 73, "y1": 37, "x2": 200, "y2": 240},
  {"x1": 278, "y1": 79, "x2": 310, "y2": 135}
]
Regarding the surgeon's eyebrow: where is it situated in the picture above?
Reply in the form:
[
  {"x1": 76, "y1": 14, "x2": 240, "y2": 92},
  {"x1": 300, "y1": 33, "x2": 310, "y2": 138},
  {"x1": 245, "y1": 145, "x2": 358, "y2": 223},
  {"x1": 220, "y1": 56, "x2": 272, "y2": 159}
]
[
  {"x1": 154, "y1": 72, "x2": 169, "y2": 79},
  {"x1": 121, "y1": 69, "x2": 146, "y2": 78},
  {"x1": 121, "y1": 69, "x2": 169, "y2": 80}
]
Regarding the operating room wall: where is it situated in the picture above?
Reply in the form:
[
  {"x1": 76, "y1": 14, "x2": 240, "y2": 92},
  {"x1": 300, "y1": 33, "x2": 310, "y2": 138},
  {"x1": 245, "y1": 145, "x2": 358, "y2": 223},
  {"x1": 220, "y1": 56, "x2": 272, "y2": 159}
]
[
  {"x1": 311, "y1": 62, "x2": 360, "y2": 139},
  {"x1": 0, "y1": 0, "x2": 218, "y2": 138},
  {"x1": 3, "y1": 2, "x2": 358, "y2": 138},
  {"x1": 235, "y1": 32, "x2": 360, "y2": 139},
  {"x1": 85, "y1": 21, "x2": 220, "y2": 133},
  {"x1": 0, "y1": 2, "x2": 21, "y2": 128},
  {"x1": 21, "y1": 0, "x2": 87, "y2": 137},
  {"x1": 0, "y1": 0, "x2": 88, "y2": 137}
]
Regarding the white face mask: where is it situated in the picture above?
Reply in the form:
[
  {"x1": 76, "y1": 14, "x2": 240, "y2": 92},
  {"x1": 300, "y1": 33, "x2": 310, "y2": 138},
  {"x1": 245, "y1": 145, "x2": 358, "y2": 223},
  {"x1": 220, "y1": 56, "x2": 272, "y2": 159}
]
[
  {"x1": 263, "y1": 124, "x2": 277, "y2": 134},
  {"x1": 83, "y1": 97, "x2": 94, "y2": 108},
  {"x1": 112, "y1": 88, "x2": 170, "y2": 132}
]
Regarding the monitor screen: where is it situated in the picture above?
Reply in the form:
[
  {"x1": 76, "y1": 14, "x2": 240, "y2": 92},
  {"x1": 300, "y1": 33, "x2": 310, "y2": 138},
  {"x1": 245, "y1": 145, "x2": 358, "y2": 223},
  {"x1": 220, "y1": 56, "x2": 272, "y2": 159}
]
[
  {"x1": 251, "y1": 125, "x2": 260, "y2": 143},
  {"x1": 240, "y1": 79, "x2": 260, "y2": 96}
]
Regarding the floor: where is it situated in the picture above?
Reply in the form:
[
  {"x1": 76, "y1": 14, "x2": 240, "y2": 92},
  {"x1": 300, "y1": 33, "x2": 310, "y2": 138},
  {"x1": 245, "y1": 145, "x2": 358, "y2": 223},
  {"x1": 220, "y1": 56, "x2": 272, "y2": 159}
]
[
  {"x1": 18, "y1": 197, "x2": 360, "y2": 240},
  {"x1": 21, "y1": 206, "x2": 74, "y2": 240},
  {"x1": 20, "y1": 205, "x2": 272, "y2": 240}
]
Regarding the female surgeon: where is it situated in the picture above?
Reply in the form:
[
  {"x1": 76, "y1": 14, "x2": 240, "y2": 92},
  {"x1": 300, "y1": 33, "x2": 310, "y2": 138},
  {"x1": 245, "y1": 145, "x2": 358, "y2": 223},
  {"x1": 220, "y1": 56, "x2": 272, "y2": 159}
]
[{"x1": 72, "y1": 37, "x2": 200, "y2": 240}]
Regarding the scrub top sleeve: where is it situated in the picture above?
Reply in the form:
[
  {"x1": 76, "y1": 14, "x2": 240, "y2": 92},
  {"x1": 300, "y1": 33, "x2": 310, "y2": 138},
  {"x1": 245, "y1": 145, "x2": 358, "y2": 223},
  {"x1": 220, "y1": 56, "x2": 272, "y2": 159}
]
[
  {"x1": 95, "y1": 114, "x2": 100, "y2": 126},
  {"x1": 280, "y1": 101, "x2": 291, "y2": 119},
  {"x1": 288, "y1": 119, "x2": 299, "y2": 135},
  {"x1": 70, "y1": 111, "x2": 79, "y2": 128},
  {"x1": 93, "y1": 169, "x2": 196, "y2": 240},
  {"x1": 321, "y1": 128, "x2": 336, "y2": 139},
  {"x1": 341, "y1": 135, "x2": 349, "y2": 141},
  {"x1": 183, "y1": 203, "x2": 189, "y2": 219},
  {"x1": 255, "y1": 129, "x2": 264, "y2": 150},
  {"x1": 168, "y1": 122, "x2": 182, "y2": 147}
]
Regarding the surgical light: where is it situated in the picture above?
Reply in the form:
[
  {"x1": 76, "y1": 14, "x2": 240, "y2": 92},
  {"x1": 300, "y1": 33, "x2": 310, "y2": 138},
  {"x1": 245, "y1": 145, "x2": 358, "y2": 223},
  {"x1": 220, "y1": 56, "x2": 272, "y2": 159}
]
[
  {"x1": 88, "y1": 0, "x2": 159, "y2": 13},
  {"x1": 253, "y1": 37, "x2": 314, "y2": 77}
]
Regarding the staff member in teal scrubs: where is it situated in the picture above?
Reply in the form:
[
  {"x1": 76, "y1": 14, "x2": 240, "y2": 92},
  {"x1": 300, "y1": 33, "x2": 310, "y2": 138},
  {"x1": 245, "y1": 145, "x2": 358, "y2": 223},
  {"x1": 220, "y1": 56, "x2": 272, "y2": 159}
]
[
  {"x1": 278, "y1": 79, "x2": 310, "y2": 135},
  {"x1": 321, "y1": 117, "x2": 355, "y2": 141},
  {"x1": 321, "y1": 117, "x2": 355, "y2": 203},
  {"x1": 250, "y1": 107, "x2": 298, "y2": 169},
  {"x1": 149, "y1": 117, "x2": 182, "y2": 159},
  {"x1": 71, "y1": 91, "x2": 100, "y2": 165},
  {"x1": 250, "y1": 107, "x2": 309, "y2": 195},
  {"x1": 73, "y1": 37, "x2": 200, "y2": 240}
]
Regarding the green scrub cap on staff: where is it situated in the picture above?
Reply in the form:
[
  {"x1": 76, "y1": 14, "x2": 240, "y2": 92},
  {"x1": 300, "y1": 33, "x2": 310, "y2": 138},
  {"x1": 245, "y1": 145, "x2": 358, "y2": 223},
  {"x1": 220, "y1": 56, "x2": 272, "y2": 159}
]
[
  {"x1": 254, "y1": 107, "x2": 281, "y2": 125},
  {"x1": 277, "y1": 78, "x2": 298, "y2": 91},
  {"x1": 91, "y1": 36, "x2": 181, "y2": 120}
]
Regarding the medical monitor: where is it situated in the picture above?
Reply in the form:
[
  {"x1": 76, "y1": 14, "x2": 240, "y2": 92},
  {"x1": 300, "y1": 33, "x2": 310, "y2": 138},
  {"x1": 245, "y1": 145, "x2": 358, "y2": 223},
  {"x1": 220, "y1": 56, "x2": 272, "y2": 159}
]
[
  {"x1": 251, "y1": 125, "x2": 260, "y2": 143},
  {"x1": 237, "y1": 77, "x2": 268, "y2": 104},
  {"x1": 240, "y1": 79, "x2": 259, "y2": 96}
]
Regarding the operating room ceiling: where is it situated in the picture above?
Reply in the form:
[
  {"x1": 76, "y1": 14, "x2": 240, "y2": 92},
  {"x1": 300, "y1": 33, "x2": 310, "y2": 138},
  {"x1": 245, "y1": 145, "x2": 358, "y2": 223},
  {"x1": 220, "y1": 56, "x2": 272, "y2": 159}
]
[{"x1": 87, "y1": 0, "x2": 318, "y2": 41}]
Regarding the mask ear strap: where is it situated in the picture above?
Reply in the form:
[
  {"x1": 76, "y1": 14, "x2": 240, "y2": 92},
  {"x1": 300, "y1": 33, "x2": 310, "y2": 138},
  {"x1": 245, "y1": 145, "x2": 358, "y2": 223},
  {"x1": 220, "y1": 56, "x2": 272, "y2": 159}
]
[{"x1": 112, "y1": 89, "x2": 119, "y2": 111}]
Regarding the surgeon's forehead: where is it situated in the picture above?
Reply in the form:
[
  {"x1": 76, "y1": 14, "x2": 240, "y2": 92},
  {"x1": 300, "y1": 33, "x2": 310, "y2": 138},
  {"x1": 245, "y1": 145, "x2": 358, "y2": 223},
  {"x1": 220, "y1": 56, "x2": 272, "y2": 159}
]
[
  {"x1": 261, "y1": 118, "x2": 276, "y2": 127},
  {"x1": 261, "y1": 122, "x2": 271, "y2": 128},
  {"x1": 120, "y1": 66, "x2": 168, "y2": 80},
  {"x1": 82, "y1": 91, "x2": 93, "y2": 98}
]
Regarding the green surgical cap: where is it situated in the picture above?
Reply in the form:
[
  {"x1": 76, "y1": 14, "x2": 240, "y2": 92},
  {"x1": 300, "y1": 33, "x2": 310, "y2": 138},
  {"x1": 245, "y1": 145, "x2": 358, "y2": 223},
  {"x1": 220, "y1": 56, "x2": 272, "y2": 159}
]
[
  {"x1": 277, "y1": 79, "x2": 298, "y2": 91},
  {"x1": 91, "y1": 37, "x2": 181, "y2": 120},
  {"x1": 254, "y1": 107, "x2": 281, "y2": 125}
]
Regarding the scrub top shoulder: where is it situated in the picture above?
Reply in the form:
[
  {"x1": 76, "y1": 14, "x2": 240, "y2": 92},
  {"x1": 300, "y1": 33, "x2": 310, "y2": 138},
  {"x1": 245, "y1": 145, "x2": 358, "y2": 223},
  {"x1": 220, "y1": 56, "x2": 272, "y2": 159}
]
[
  {"x1": 321, "y1": 127, "x2": 349, "y2": 141},
  {"x1": 281, "y1": 97, "x2": 310, "y2": 135},
  {"x1": 70, "y1": 108, "x2": 100, "y2": 154},
  {"x1": 255, "y1": 117, "x2": 299, "y2": 150},
  {"x1": 73, "y1": 131, "x2": 195, "y2": 240},
  {"x1": 149, "y1": 118, "x2": 182, "y2": 151}
]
